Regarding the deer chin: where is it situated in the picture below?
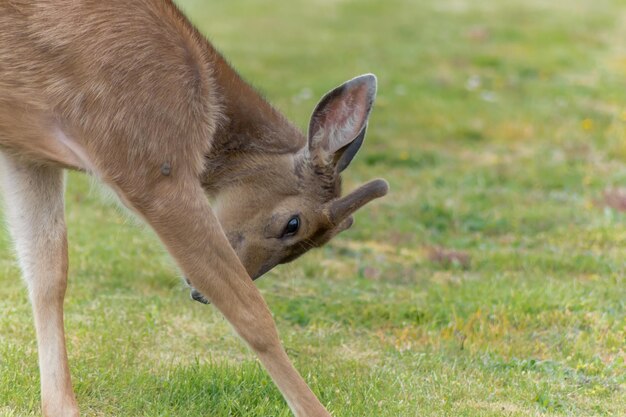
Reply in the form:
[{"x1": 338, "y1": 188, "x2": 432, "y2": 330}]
[{"x1": 251, "y1": 262, "x2": 275, "y2": 281}]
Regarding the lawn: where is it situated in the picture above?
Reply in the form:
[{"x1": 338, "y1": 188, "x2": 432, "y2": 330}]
[{"x1": 1, "y1": 0, "x2": 625, "y2": 416}]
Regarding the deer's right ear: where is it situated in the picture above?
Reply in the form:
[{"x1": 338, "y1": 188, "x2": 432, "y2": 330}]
[{"x1": 308, "y1": 74, "x2": 377, "y2": 172}]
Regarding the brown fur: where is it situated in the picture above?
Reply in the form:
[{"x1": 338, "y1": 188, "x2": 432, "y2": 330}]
[{"x1": 0, "y1": 1, "x2": 388, "y2": 416}]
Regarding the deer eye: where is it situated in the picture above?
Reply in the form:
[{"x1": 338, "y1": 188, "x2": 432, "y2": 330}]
[{"x1": 281, "y1": 216, "x2": 300, "y2": 238}]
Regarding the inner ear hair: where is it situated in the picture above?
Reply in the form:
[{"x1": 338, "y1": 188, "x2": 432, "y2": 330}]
[
  {"x1": 308, "y1": 74, "x2": 377, "y2": 166},
  {"x1": 334, "y1": 124, "x2": 367, "y2": 172}
]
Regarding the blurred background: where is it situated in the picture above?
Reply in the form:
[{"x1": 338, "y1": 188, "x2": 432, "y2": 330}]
[{"x1": 1, "y1": 0, "x2": 625, "y2": 415}]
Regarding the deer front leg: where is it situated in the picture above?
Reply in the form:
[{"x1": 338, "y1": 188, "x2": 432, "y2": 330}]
[
  {"x1": 0, "y1": 154, "x2": 78, "y2": 417},
  {"x1": 124, "y1": 179, "x2": 330, "y2": 417}
]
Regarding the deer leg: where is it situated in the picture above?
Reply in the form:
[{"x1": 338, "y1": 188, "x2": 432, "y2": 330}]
[
  {"x1": 0, "y1": 154, "x2": 78, "y2": 417},
  {"x1": 121, "y1": 179, "x2": 330, "y2": 417}
]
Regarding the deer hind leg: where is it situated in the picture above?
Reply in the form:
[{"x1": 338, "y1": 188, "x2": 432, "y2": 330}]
[{"x1": 0, "y1": 153, "x2": 79, "y2": 417}]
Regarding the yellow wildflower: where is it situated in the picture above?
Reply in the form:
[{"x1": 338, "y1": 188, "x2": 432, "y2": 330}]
[{"x1": 581, "y1": 118, "x2": 594, "y2": 131}]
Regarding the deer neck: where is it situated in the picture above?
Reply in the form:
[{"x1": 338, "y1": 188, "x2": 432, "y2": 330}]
[{"x1": 202, "y1": 49, "x2": 305, "y2": 192}]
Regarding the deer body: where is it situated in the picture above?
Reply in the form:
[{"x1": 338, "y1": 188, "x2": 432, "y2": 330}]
[{"x1": 0, "y1": 1, "x2": 387, "y2": 416}]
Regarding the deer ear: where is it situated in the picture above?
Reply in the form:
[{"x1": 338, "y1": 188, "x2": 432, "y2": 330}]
[{"x1": 308, "y1": 74, "x2": 377, "y2": 172}]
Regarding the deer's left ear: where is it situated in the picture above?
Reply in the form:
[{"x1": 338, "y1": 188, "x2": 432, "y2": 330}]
[{"x1": 308, "y1": 74, "x2": 377, "y2": 172}]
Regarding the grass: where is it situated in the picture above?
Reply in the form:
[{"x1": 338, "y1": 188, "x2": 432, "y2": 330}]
[{"x1": 1, "y1": 0, "x2": 626, "y2": 415}]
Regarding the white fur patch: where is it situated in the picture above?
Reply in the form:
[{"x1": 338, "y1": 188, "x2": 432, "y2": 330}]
[{"x1": 53, "y1": 126, "x2": 97, "y2": 173}]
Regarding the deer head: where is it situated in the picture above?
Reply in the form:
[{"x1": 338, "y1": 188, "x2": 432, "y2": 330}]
[{"x1": 204, "y1": 74, "x2": 387, "y2": 288}]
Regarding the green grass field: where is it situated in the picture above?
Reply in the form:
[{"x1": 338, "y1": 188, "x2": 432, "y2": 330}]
[{"x1": 1, "y1": 0, "x2": 626, "y2": 415}]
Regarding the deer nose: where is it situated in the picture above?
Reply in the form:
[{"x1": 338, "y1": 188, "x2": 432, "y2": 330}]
[{"x1": 190, "y1": 288, "x2": 210, "y2": 304}]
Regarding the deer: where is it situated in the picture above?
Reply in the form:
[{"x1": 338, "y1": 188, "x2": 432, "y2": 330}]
[{"x1": 0, "y1": 1, "x2": 388, "y2": 416}]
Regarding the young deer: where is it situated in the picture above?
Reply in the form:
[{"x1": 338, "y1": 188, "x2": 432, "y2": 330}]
[{"x1": 0, "y1": 1, "x2": 388, "y2": 416}]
